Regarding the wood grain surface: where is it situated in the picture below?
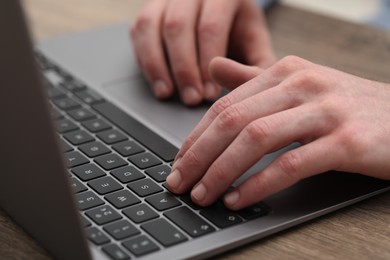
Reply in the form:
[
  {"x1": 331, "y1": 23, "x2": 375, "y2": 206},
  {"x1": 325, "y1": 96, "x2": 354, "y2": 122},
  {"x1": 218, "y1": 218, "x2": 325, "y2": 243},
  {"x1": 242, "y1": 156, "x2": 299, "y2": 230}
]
[{"x1": 1, "y1": 1, "x2": 388, "y2": 259}]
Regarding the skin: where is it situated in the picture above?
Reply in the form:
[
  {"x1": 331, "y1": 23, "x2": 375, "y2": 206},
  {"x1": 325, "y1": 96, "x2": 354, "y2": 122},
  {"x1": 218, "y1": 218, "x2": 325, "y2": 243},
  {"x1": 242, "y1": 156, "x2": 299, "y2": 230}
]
[
  {"x1": 130, "y1": 0, "x2": 275, "y2": 106},
  {"x1": 166, "y1": 56, "x2": 390, "y2": 210}
]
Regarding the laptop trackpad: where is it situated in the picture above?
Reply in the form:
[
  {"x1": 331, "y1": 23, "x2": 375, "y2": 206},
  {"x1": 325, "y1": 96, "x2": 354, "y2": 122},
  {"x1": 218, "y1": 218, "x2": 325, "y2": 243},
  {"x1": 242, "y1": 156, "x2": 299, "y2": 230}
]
[{"x1": 101, "y1": 77, "x2": 209, "y2": 148}]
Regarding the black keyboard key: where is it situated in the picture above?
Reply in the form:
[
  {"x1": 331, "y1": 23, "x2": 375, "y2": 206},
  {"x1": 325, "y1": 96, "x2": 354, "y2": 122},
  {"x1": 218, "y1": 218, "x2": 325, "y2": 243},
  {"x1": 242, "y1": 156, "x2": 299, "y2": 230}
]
[
  {"x1": 68, "y1": 108, "x2": 96, "y2": 121},
  {"x1": 61, "y1": 79, "x2": 87, "y2": 92},
  {"x1": 164, "y1": 207, "x2": 215, "y2": 238},
  {"x1": 50, "y1": 106, "x2": 63, "y2": 119},
  {"x1": 93, "y1": 102, "x2": 178, "y2": 161},
  {"x1": 63, "y1": 130, "x2": 95, "y2": 145},
  {"x1": 85, "y1": 227, "x2": 110, "y2": 245},
  {"x1": 60, "y1": 139, "x2": 73, "y2": 152},
  {"x1": 44, "y1": 70, "x2": 63, "y2": 87},
  {"x1": 65, "y1": 151, "x2": 89, "y2": 168},
  {"x1": 128, "y1": 152, "x2": 162, "y2": 169},
  {"x1": 69, "y1": 177, "x2": 87, "y2": 193},
  {"x1": 82, "y1": 118, "x2": 112, "y2": 133},
  {"x1": 105, "y1": 190, "x2": 140, "y2": 209},
  {"x1": 123, "y1": 204, "x2": 158, "y2": 224},
  {"x1": 237, "y1": 203, "x2": 269, "y2": 220},
  {"x1": 103, "y1": 219, "x2": 140, "y2": 240},
  {"x1": 72, "y1": 164, "x2": 106, "y2": 181},
  {"x1": 80, "y1": 214, "x2": 92, "y2": 227},
  {"x1": 112, "y1": 140, "x2": 144, "y2": 157},
  {"x1": 95, "y1": 154, "x2": 128, "y2": 170},
  {"x1": 75, "y1": 89, "x2": 104, "y2": 104},
  {"x1": 145, "y1": 192, "x2": 181, "y2": 211},
  {"x1": 53, "y1": 97, "x2": 81, "y2": 110},
  {"x1": 145, "y1": 165, "x2": 171, "y2": 182},
  {"x1": 75, "y1": 191, "x2": 104, "y2": 210},
  {"x1": 127, "y1": 179, "x2": 163, "y2": 197},
  {"x1": 141, "y1": 218, "x2": 187, "y2": 247},
  {"x1": 102, "y1": 244, "x2": 130, "y2": 260},
  {"x1": 180, "y1": 193, "x2": 202, "y2": 210},
  {"x1": 200, "y1": 204, "x2": 242, "y2": 228},
  {"x1": 56, "y1": 118, "x2": 79, "y2": 133},
  {"x1": 97, "y1": 129, "x2": 127, "y2": 144},
  {"x1": 79, "y1": 141, "x2": 111, "y2": 158},
  {"x1": 85, "y1": 205, "x2": 122, "y2": 225},
  {"x1": 47, "y1": 86, "x2": 67, "y2": 99},
  {"x1": 111, "y1": 166, "x2": 145, "y2": 183},
  {"x1": 122, "y1": 235, "x2": 159, "y2": 256},
  {"x1": 53, "y1": 67, "x2": 72, "y2": 80},
  {"x1": 88, "y1": 176, "x2": 123, "y2": 195}
]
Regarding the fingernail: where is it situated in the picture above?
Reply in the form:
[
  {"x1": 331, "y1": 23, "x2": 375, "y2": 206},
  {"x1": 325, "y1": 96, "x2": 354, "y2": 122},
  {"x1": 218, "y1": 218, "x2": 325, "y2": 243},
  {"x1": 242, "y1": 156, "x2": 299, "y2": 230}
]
[
  {"x1": 192, "y1": 183, "x2": 206, "y2": 202},
  {"x1": 204, "y1": 82, "x2": 219, "y2": 100},
  {"x1": 153, "y1": 80, "x2": 169, "y2": 98},
  {"x1": 166, "y1": 169, "x2": 182, "y2": 191},
  {"x1": 224, "y1": 190, "x2": 240, "y2": 206},
  {"x1": 182, "y1": 86, "x2": 201, "y2": 105}
]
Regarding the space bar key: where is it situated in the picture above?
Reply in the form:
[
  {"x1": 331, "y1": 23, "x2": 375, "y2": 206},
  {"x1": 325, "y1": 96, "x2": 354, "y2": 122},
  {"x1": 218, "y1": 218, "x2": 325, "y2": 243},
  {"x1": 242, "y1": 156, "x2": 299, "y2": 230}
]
[{"x1": 92, "y1": 102, "x2": 178, "y2": 162}]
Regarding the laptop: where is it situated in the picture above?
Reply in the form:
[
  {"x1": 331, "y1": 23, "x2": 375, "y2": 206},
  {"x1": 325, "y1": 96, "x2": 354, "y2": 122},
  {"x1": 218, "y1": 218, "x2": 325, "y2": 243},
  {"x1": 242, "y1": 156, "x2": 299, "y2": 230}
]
[{"x1": 1, "y1": 1, "x2": 389, "y2": 260}]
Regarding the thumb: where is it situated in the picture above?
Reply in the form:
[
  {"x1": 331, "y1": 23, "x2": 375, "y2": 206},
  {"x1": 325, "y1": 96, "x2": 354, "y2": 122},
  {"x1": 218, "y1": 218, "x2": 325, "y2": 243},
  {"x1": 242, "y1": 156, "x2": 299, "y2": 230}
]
[{"x1": 209, "y1": 57, "x2": 263, "y2": 90}]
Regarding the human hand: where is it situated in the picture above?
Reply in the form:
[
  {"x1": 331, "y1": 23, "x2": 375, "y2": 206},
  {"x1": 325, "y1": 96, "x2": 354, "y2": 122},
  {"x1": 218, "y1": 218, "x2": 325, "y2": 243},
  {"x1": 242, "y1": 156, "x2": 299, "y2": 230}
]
[
  {"x1": 166, "y1": 56, "x2": 390, "y2": 210},
  {"x1": 130, "y1": 0, "x2": 275, "y2": 106}
]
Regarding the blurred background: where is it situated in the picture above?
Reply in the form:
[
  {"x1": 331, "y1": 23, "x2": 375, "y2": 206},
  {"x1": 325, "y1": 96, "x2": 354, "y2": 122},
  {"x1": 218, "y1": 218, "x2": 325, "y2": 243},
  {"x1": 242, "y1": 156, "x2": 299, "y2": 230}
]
[
  {"x1": 24, "y1": 0, "x2": 390, "y2": 41},
  {"x1": 282, "y1": 0, "x2": 390, "y2": 29}
]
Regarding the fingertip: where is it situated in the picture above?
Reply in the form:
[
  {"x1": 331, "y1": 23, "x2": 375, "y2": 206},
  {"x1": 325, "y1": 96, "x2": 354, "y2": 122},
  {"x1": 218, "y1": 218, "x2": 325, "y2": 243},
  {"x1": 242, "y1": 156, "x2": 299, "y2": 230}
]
[
  {"x1": 204, "y1": 82, "x2": 222, "y2": 101},
  {"x1": 153, "y1": 80, "x2": 173, "y2": 99},
  {"x1": 209, "y1": 57, "x2": 264, "y2": 90},
  {"x1": 166, "y1": 169, "x2": 182, "y2": 193},
  {"x1": 209, "y1": 56, "x2": 229, "y2": 74},
  {"x1": 191, "y1": 182, "x2": 207, "y2": 203},
  {"x1": 224, "y1": 190, "x2": 240, "y2": 209},
  {"x1": 181, "y1": 86, "x2": 203, "y2": 106}
]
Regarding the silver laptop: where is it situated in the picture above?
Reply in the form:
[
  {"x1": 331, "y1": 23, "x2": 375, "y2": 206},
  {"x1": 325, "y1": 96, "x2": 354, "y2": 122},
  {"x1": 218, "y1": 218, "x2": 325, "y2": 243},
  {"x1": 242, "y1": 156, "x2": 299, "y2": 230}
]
[{"x1": 1, "y1": 1, "x2": 389, "y2": 260}]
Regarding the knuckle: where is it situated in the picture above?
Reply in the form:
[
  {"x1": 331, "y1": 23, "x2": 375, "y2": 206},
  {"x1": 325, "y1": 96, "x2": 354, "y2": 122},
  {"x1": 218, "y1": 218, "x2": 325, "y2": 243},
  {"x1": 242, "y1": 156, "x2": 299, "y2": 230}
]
[
  {"x1": 317, "y1": 97, "x2": 344, "y2": 125},
  {"x1": 184, "y1": 149, "x2": 202, "y2": 168},
  {"x1": 284, "y1": 70, "x2": 321, "y2": 92},
  {"x1": 273, "y1": 55, "x2": 307, "y2": 75},
  {"x1": 319, "y1": 97, "x2": 339, "y2": 114},
  {"x1": 197, "y1": 19, "x2": 222, "y2": 39},
  {"x1": 210, "y1": 95, "x2": 234, "y2": 117},
  {"x1": 335, "y1": 124, "x2": 369, "y2": 158},
  {"x1": 131, "y1": 13, "x2": 152, "y2": 37},
  {"x1": 242, "y1": 121, "x2": 271, "y2": 144},
  {"x1": 163, "y1": 16, "x2": 186, "y2": 38},
  {"x1": 251, "y1": 174, "x2": 271, "y2": 199},
  {"x1": 276, "y1": 152, "x2": 301, "y2": 180},
  {"x1": 209, "y1": 163, "x2": 226, "y2": 182},
  {"x1": 216, "y1": 105, "x2": 244, "y2": 130},
  {"x1": 280, "y1": 55, "x2": 305, "y2": 66},
  {"x1": 181, "y1": 134, "x2": 197, "y2": 152}
]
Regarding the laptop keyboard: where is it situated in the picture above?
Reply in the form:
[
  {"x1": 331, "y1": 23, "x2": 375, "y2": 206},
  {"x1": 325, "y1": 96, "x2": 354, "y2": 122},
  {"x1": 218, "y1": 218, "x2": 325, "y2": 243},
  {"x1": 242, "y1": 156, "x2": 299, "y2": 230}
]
[{"x1": 36, "y1": 51, "x2": 270, "y2": 260}]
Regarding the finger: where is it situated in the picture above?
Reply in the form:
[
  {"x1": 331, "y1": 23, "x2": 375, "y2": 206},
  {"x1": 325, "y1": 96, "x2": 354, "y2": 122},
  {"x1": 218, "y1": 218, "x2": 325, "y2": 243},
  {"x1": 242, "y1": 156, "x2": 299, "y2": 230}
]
[
  {"x1": 190, "y1": 103, "x2": 333, "y2": 206},
  {"x1": 130, "y1": 0, "x2": 173, "y2": 99},
  {"x1": 209, "y1": 57, "x2": 263, "y2": 90},
  {"x1": 162, "y1": 0, "x2": 203, "y2": 106},
  {"x1": 168, "y1": 78, "x2": 313, "y2": 194},
  {"x1": 229, "y1": 0, "x2": 275, "y2": 68},
  {"x1": 224, "y1": 136, "x2": 342, "y2": 210},
  {"x1": 173, "y1": 56, "x2": 311, "y2": 162},
  {"x1": 197, "y1": 0, "x2": 241, "y2": 100}
]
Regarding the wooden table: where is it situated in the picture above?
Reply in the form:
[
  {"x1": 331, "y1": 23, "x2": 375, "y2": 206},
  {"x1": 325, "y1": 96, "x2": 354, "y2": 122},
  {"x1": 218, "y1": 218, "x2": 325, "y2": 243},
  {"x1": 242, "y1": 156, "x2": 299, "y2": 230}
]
[{"x1": 1, "y1": 0, "x2": 389, "y2": 259}]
